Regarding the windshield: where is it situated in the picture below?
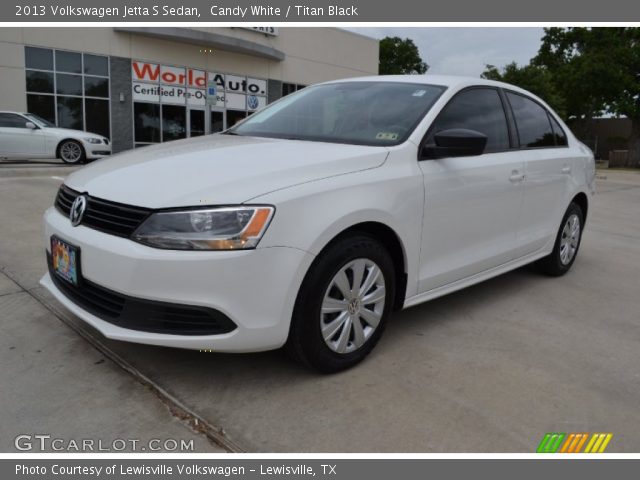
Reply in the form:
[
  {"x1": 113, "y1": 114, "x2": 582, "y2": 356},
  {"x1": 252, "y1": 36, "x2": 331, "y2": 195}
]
[
  {"x1": 25, "y1": 113, "x2": 55, "y2": 128},
  {"x1": 229, "y1": 81, "x2": 446, "y2": 146}
]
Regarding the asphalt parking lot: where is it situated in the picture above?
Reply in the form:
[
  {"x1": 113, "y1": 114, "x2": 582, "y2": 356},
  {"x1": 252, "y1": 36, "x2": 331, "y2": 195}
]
[{"x1": 1, "y1": 161, "x2": 639, "y2": 452}]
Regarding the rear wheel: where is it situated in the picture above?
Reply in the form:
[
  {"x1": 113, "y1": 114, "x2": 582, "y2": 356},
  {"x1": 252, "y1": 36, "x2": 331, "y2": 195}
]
[
  {"x1": 58, "y1": 140, "x2": 86, "y2": 164},
  {"x1": 286, "y1": 234, "x2": 396, "y2": 373},
  {"x1": 536, "y1": 202, "x2": 584, "y2": 276}
]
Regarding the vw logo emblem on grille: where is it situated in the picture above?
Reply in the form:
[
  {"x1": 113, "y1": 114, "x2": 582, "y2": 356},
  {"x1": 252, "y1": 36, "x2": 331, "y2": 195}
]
[{"x1": 70, "y1": 195, "x2": 87, "y2": 227}]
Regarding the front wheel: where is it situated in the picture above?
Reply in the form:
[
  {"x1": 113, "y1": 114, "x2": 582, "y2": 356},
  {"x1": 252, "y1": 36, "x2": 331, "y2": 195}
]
[
  {"x1": 58, "y1": 140, "x2": 86, "y2": 164},
  {"x1": 286, "y1": 234, "x2": 396, "y2": 373},
  {"x1": 536, "y1": 202, "x2": 584, "y2": 276}
]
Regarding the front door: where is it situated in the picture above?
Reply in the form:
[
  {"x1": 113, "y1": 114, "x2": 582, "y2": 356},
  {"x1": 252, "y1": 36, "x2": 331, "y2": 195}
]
[
  {"x1": 0, "y1": 113, "x2": 45, "y2": 156},
  {"x1": 418, "y1": 87, "x2": 525, "y2": 293}
]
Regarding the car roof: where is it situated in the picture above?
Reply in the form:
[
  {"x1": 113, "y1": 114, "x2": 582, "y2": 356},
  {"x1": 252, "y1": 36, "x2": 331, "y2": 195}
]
[
  {"x1": 323, "y1": 74, "x2": 532, "y2": 95},
  {"x1": 0, "y1": 111, "x2": 26, "y2": 115},
  {"x1": 321, "y1": 74, "x2": 553, "y2": 112}
]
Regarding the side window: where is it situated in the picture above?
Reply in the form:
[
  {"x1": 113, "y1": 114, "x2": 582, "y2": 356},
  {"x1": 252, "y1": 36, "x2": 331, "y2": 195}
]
[
  {"x1": 0, "y1": 113, "x2": 28, "y2": 128},
  {"x1": 426, "y1": 88, "x2": 510, "y2": 154},
  {"x1": 548, "y1": 114, "x2": 568, "y2": 146},
  {"x1": 506, "y1": 92, "x2": 556, "y2": 148}
]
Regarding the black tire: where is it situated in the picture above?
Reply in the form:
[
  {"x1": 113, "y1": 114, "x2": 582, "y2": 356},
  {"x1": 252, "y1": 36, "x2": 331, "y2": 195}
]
[
  {"x1": 286, "y1": 234, "x2": 396, "y2": 373},
  {"x1": 58, "y1": 140, "x2": 86, "y2": 164},
  {"x1": 535, "y1": 202, "x2": 584, "y2": 276}
]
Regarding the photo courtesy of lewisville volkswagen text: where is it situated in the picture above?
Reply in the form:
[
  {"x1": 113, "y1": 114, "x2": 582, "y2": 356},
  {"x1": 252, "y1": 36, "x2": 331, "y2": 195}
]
[{"x1": 0, "y1": 0, "x2": 639, "y2": 476}]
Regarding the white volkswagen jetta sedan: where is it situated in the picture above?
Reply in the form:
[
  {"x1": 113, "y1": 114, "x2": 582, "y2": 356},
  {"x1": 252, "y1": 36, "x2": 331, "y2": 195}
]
[
  {"x1": 41, "y1": 76, "x2": 595, "y2": 372},
  {"x1": 0, "y1": 111, "x2": 111, "y2": 164}
]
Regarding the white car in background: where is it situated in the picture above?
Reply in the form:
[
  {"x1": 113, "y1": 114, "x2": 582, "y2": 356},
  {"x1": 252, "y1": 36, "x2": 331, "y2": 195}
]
[
  {"x1": 0, "y1": 111, "x2": 111, "y2": 164},
  {"x1": 41, "y1": 76, "x2": 595, "y2": 372}
]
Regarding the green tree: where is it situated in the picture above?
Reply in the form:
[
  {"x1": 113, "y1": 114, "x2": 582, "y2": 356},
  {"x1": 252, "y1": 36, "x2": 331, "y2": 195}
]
[
  {"x1": 481, "y1": 62, "x2": 566, "y2": 118},
  {"x1": 379, "y1": 37, "x2": 428, "y2": 75},
  {"x1": 533, "y1": 27, "x2": 640, "y2": 164}
]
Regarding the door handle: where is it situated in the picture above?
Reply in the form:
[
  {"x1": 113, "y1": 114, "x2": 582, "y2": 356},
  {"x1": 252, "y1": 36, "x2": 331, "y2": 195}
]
[
  {"x1": 509, "y1": 170, "x2": 525, "y2": 183},
  {"x1": 561, "y1": 165, "x2": 571, "y2": 174}
]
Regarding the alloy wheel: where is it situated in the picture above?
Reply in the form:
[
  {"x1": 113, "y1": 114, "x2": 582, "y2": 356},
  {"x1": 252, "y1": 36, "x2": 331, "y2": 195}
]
[
  {"x1": 60, "y1": 142, "x2": 82, "y2": 163},
  {"x1": 320, "y1": 258, "x2": 386, "y2": 354},
  {"x1": 559, "y1": 213, "x2": 580, "y2": 265}
]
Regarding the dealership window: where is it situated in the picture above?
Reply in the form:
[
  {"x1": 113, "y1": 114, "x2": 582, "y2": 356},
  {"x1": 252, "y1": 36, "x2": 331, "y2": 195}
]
[
  {"x1": 26, "y1": 95, "x2": 55, "y2": 122},
  {"x1": 57, "y1": 96, "x2": 83, "y2": 130},
  {"x1": 190, "y1": 110, "x2": 205, "y2": 137},
  {"x1": 282, "y1": 83, "x2": 306, "y2": 97},
  {"x1": 132, "y1": 61, "x2": 267, "y2": 142},
  {"x1": 23, "y1": 46, "x2": 110, "y2": 139},
  {"x1": 134, "y1": 103, "x2": 160, "y2": 145},
  {"x1": 227, "y1": 110, "x2": 247, "y2": 127},
  {"x1": 25, "y1": 47, "x2": 53, "y2": 70},
  {"x1": 162, "y1": 105, "x2": 187, "y2": 142}
]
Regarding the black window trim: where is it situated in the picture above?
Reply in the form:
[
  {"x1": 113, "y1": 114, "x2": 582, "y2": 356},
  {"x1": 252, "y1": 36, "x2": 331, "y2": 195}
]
[
  {"x1": 502, "y1": 88, "x2": 569, "y2": 150},
  {"x1": 419, "y1": 85, "x2": 514, "y2": 160}
]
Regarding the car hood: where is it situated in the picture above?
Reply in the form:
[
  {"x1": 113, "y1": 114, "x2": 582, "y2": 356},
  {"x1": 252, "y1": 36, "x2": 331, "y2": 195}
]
[{"x1": 65, "y1": 134, "x2": 389, "y2": 208}]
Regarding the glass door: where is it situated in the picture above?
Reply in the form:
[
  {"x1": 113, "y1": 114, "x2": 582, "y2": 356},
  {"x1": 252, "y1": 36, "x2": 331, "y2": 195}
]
[
  {"x1": 188, "y1": 108, "x2": 205, "y2": 137},
  {"x1": 227, "y1": 110, "x2": 247, "y2": 128},
  {"x1": 210, "y1": 108, "x2": 225, "y2": 133}
]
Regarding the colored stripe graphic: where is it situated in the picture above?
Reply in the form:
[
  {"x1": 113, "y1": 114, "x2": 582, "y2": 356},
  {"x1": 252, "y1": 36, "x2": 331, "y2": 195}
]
[
  {"x1": 559, "y1": 433, "x2": 588, "y2": 453},
  {"x1": 538, "y1": 433, "x2": 613, "y2": 453},
  {"x1": 584, "y1": 433, "x2": 613, "y2": 453},
  {"x1": 536, "y1": 433, "x2": 566, "y2": 453}
]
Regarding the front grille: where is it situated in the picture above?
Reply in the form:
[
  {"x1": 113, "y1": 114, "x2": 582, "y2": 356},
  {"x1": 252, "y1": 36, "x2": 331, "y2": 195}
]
[
  {"x1": 47, "y1": 253, "x2": 237, "y2": 336},
  {"x1": 55, "y1": 185, "x2": 151, "y2": 237}
]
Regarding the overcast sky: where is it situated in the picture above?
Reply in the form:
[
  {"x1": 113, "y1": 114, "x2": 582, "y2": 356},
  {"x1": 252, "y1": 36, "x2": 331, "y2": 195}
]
[{"x1": 345, "y1": 28, "x2": 545, "y2": 77}]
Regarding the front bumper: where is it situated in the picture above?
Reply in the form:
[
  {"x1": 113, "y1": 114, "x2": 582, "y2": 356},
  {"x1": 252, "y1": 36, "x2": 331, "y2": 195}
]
[
  {"x1": 81, "y1": 140, "x2": 111, "y2": 159},
  {"x1": 41, "y1": 207, "x2": 314, "y2": 352}
]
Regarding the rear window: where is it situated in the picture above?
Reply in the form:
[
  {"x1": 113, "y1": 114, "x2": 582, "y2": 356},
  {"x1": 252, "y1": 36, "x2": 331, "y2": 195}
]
[
  {"x1": 548, "y1": 114, "x2": 568, "y2": 146},
  {"x1": 506, "y1": 92, "x2": 556, "y2": 148}
]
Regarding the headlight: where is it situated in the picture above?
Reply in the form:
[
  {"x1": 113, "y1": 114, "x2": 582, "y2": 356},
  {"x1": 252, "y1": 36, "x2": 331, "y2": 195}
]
[
  {"x1": 85, "y1": 137, "x2": 102, "y2": 144},
  {"x1": 132, "y1": 206, "x2": 274, "y2": 250}
]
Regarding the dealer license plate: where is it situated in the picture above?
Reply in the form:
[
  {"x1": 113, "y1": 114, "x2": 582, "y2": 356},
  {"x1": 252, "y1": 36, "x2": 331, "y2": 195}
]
[{"x1": 51, "y1": 236, "x2": 80, "y2": 286}]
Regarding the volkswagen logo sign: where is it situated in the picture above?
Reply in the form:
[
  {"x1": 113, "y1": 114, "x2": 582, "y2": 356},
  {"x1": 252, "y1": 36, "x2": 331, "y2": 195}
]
[
  {"x1": 247, "y1": 95, "x2": 259, "y2": 110},
  {"x1": 70, "y1": 195, "x2": 87, "y2": 227}
]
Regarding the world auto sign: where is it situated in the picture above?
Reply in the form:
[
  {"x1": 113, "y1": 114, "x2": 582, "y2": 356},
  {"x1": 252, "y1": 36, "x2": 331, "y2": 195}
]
[{"x1": 132, "y1": 61, "x2": 266, "y2": 110}]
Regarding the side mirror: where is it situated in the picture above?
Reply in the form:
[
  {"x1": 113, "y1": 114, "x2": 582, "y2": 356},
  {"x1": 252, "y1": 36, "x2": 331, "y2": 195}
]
[
  {"x1": 25, "y1": 122, "x2": 37, "y2": 130},
  {"x1": 421, "y1": 128, "x2": 487, "y2": 159}
]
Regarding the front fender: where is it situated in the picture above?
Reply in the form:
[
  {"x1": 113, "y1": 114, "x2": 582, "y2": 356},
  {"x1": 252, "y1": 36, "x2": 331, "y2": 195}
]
[{"x1": 253, "y1": 158, "x2": 424, "y2": 298}]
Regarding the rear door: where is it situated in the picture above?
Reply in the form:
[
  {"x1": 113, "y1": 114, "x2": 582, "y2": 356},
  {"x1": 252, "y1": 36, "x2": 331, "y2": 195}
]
[
  {"x1": 417, "y1": 87, "x2": 525, "y2": 293},
  {"x1": 504, "y1": 92, "x2": 573, "y2": 256}
]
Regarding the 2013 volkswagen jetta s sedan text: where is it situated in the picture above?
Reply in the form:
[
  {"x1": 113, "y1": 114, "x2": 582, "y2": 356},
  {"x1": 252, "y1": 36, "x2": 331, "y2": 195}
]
[{"x1": 41, "y1": 75, "x2": 595, "y2": 372}]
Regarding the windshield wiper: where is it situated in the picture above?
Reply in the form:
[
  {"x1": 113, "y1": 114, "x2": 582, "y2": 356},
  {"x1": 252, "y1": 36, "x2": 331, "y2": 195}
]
[{"x1": 222, "y1": 131, "x2": 241, "y2": 136}]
